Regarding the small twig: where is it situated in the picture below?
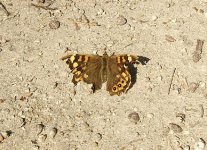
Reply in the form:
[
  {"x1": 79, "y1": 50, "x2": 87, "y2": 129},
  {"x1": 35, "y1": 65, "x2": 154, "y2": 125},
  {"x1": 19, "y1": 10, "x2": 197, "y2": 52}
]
[
  {"x1": 0, "y1": 2, "x2": 10, "y2": 16},
  {"x1": 196, "y1": 39, "x2": 204, "y2": 52},
  {"x1": 193, "y1": 39, "x2": 204, "y2": 63},
  {"x1": 199, "y1": 104, "x2": 204, "y2": 118},
  {"x1": 168, "y1": 68, "x2": 176, "y2": 95},
  {"x1": 31, "y1": 3, "x2": 57, "y2": 10}
]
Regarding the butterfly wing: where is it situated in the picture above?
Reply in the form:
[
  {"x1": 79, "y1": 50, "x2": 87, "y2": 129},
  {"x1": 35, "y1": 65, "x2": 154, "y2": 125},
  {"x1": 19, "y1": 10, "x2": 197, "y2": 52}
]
[
  {"x1": 62, "y1": 54, "x2": 103, "y2": 91},
  {"x1": 106, "y1": 55, "x2": 138, "y2": 96}
]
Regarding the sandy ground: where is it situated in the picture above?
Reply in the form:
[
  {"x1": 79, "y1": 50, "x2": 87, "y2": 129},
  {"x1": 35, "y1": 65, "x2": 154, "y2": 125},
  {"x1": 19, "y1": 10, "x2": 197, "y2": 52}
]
[{"x1": 0, "y1": 0, "x2": 207, "y2": 149}]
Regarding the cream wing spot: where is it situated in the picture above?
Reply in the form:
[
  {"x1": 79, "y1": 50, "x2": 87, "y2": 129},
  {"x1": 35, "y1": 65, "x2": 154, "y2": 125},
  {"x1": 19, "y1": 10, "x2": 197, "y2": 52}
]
[
  {"x1": 127, "y1": 55, "x2": 132, "y2": 62},
  {"x1": 82, "y1": 66, "x2": 86, "y2": 70},
  {"x1": 122, "y1": 72, "x2": 127, "y2": 77},
  {"x1": 117, "y1": 57, "x2": 121, "y2": 63},
  {"x1": 121, "y1": 72, "x2": 129, "y2": 81},
  {"x1": 74, "y1": 78, "x2": 79, "y2": 82},
  {"x1": 75, "y1": 76, "x2": 83, "y2": 82},
  {"x1": 72, "y1": 68, "x2": 77, "y2": 73},
  {"x1": 70, "y1": 55, "x2": 76, "y2": 63},
  {"x1": 75, "y1": 71, "x2": 81, "y2": 75},
  {"x1": 116, "y1": 74, "x2": 121, "y2": 78},
  {"x1": 122, "y1": 57, "x2": 126, "y2": 63},
  {"x1": 83, "y1": 74, "x2": 88, "y2": 78},
  {"x1": 125, "y1": 76, "x2": 129, "y2": 81},
  {"x1": 78, "y1": 56, "x2": 82, "y2": 61},
  {"x1": 73, "y1": 62, "x2": 78, "y2": 68},
  {"x1": 84, "y1": 56, "x2": 89, "y2": 62}
]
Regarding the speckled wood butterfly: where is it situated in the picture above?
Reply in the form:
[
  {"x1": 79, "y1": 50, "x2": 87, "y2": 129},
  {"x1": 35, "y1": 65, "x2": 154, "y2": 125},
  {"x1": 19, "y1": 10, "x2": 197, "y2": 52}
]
[{"x1": 62, "y1": 52, "x2": 143, "y2": 96}]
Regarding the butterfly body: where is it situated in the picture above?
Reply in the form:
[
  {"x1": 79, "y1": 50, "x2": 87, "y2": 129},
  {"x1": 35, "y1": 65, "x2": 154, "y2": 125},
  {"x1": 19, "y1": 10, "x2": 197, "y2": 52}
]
[{"x1": 62, "y1": 52, "x2": 139, "y2": 96}]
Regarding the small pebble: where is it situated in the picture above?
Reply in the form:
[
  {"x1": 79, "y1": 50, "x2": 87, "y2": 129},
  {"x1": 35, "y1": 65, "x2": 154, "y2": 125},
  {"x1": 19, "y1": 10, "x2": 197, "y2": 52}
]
[
  {"x1": 38, "y1": 134, "x2": 47, "y2": 142},
  {"x1": 151, "y1": 15, "x2": 158, "y2": 21},
  {"x1": 199, "y1": 9, "x2": 204, "y2": 14},
  {"x1": 2, "y1": 131, "x2": 10, "y2": 139},
  {"x1": 73, "y1": 7, "x2": 79, "y2": 12},
  {"x1": 157, "y1": 75, "x2": 162, "y2": 81},
  {"x1": 147, "y1": 113, "x2": 154, "y2": 118},
  {"x1": 128, "y1": 112, "x2": 140, "y2": 124},
  {"x1": 162, "y1": 127, "x2": 170, "y2": 136},
  {"x1": 0, "y1": 98, "x2": 5, "y2": 103},
  {"x1": 106, "y1": 40, "x2": 114, "y2": 47},
  {"x1": 32, "y1": 145, "x2": 40, "y2": 150},
  {"x1": 97, "y1": 8, "x2": 104, "y2": 15},
  {"x1": 123, "y1": 24, "x2": 131, "y2": 30},
  {"x1": 165, "y1": 35, "x2": 176, "y2": 42},
  {"x1": 183, "y1": 145, "x2": 190, "y2": 150},
  {"x1": 200, "y1": 82, "x2": 206, "y2": 88},
  {"x1": 183, "y1": 130, "x2": 190, "y2": 135},
  {"x1": 193, "y1": 52, "x2": 201, "y2": 63},
  {"x1": 116, "y1": 15, "x2": 127, "y2": 25},
  {"x1": 169, "y1": 123, "x2": 183, "y2": 133},
  {"x1": 145, "y1": 77, "x2": 151, "y2": 82},
  {"x1": 156, "y1": 145, "x2": 163, "y2": 150},
  {"x1": 90, "y1": 2, "x2": 96, "y2": 7},
  {"x1": 130, "y1": 26, "x2": 135, "y2": 30},
  {"x1": 194, "y1": 138, "x2": 206, "y2": 150},
  {"x1": 205, "y1": 12, "x2": 207, "y2": 17},
  {"x1": 0, "y1": 133, "x2": 4, "y2": 142},
  {"x1": 177, "y1": 147, "x2": 184, "y2": 150},
  {"x1": 49, "y1": 20, "x2": 60, "y2": 29},
  {"x1": 34, "y1": 40, "x2": 41, "y2": 43},
  {"x1": 49, "y1": 127, "x2": 57, "y2": 138},
  {"x1": 188, "y1": 82, "x2": 199, "y2": 93},
  {"x1": 147, "y1": 87, "x2": 152, "y2": 92},
  {"x1": 36, "y1": 124, "x2": 44, "y2": 135},
  {"x1": 91, "y1": 142, "x2": 98, "y2": 148},
  {"x1": 176, "y1": 113, "x2": 185, "y2": 122},
  {"x1": 38, "y1": 0, "x2": 45, "y2": 3},
  {"x1": 95, "y1": 133, "x2": 102, "y2": 141},
  {"x1": 0, "y1": 35, "x2": 8, "y2": 44},
  {"x1": 92, "y1": 50, "x2": 98, "y2": 54}
]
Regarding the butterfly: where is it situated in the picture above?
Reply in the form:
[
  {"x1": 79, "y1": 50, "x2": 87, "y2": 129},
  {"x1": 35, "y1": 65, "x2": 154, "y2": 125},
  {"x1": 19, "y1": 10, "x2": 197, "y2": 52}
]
[{"x1": 61, "y1": 52, "x2": 143, "y2": 96}]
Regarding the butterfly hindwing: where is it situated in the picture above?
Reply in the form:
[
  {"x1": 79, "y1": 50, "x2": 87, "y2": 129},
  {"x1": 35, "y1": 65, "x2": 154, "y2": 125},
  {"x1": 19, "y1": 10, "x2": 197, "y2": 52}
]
[{"x1": 106, "y1": 55, "x2": 138, "y2": 96}]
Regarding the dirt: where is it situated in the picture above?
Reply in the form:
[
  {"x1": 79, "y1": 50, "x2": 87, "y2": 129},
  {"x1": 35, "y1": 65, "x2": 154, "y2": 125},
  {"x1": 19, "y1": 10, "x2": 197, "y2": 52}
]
[{"x1": 0, "y1": 0, "x2": 207, "y2": 149}]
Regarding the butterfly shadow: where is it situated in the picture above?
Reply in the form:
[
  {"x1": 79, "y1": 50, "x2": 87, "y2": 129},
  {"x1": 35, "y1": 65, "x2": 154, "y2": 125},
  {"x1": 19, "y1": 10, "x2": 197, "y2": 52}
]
[{"x1": 127, "y1": 56, "x2": 150, "y2": 92}]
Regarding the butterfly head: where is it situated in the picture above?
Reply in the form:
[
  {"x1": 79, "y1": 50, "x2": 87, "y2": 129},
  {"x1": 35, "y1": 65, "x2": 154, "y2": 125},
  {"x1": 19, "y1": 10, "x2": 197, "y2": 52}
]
[{"x1": 103, "y1": 51, "x2": 108, "y2": 56}]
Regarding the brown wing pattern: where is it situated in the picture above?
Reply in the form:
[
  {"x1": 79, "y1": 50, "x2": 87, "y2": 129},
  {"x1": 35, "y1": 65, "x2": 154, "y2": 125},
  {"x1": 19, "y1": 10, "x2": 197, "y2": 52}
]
[
  {"x1": 61, "y1": 54, "x2": 103, "y2": 91},
  {"x1": 106, "y1": 55, "x2": 138, "y2": 96}
]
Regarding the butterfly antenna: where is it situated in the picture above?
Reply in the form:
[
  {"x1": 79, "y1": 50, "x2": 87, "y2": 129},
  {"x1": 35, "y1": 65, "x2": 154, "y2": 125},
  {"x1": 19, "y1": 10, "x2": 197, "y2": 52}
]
[
  {"x1": 102, "y1": 46, "x2": 108, "y2": 55},
  {"x1": 103, "y1": 51, "x2": 108, "y2": 56}
]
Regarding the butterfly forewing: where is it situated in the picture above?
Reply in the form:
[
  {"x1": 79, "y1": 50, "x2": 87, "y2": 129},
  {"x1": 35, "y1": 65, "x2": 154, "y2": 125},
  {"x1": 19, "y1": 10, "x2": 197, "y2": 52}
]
[{"x1": 62, "y1": 54, "x2": 103, "y2": 91}]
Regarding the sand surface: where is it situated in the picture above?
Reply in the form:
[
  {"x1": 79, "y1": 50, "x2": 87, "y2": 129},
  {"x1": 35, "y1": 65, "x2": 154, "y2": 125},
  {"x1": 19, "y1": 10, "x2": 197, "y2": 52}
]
[{"x1": 0, "y1": 0, "x2": 207, "y2": 149}]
